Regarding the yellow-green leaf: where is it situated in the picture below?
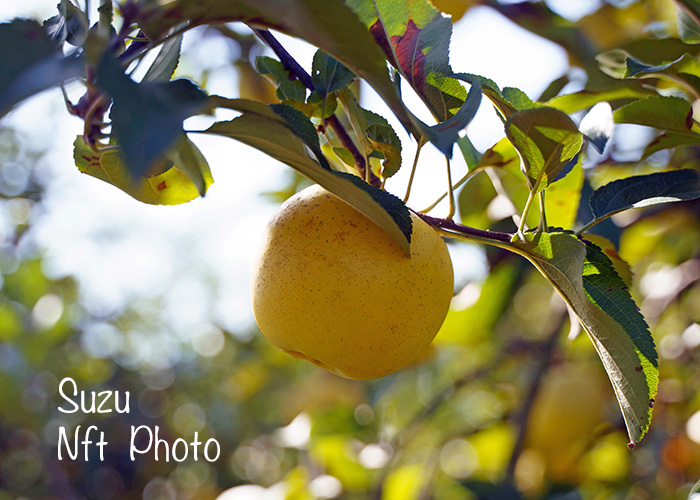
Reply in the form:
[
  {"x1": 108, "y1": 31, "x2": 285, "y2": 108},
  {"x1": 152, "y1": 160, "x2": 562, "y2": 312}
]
[{"x1": 73, "y1": 136, "x2": 213, "y2": 205}]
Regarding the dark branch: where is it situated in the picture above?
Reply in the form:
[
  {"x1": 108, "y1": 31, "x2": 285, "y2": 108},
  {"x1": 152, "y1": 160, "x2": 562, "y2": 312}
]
[
  {"x1": 416, "y1": 212, "x2": 513, "y2": 243},
  {"x1": 504, "y1": 310, "x2": 567, "y2": 484},
  {"x1": 251, "y1": 28, "x2": 380, "y2": 186}
]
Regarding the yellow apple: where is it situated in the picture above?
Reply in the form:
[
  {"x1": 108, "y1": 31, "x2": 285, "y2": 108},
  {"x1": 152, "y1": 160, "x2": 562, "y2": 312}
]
[{"x1": 251, "y1": 185, "x2": 454, "y2": 380}]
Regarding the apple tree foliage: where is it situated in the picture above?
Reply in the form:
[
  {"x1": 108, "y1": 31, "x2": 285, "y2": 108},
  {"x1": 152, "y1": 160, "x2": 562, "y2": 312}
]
[{"x1": 3, "y1": 0, "x2": 700, "y2": 455}]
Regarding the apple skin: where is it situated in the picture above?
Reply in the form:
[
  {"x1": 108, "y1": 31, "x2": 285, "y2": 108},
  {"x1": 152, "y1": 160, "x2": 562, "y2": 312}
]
[{"x1": 251, "y1": 185, "x2": 454, "y2": 380}]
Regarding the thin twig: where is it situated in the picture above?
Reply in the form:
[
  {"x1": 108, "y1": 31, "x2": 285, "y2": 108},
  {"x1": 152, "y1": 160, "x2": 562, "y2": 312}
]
[
  {"x1": 417, "y1": 212, "x2": 513, "y2": 243},
  {"x1": 252, "y1": 28, "x2": 314, "y2": 89},
  {"x1": 538, "y1": 190, "x2": 548, "y2": 233},
  {"x1": 420, "y1": 165, "x2": 486, "y2": 214},
  {"x1": 517, "y1": 188, "x2": 537, "y2": 239},
  {"x1": 403, "y1": 142, "x2": 424, "y2": 203},
  {"x1": 445, "y1": 157, "x2": 456, "y2": 219}
]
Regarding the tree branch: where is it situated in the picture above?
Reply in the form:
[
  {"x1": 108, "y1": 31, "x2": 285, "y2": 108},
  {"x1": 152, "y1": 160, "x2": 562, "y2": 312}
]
[
  {"x1": 252, "y1": 28, "x2": 380, "y2": 186},
  {"x1": 416, "y1": 212, "x2": 513, "y2": 243},
  {"x1": 504, "y1": 309, "x2": 567, "y2": 484}
]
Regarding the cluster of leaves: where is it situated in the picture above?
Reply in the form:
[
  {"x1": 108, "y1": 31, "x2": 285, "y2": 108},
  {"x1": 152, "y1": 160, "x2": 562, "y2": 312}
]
[{"x1": 3, "y1": 0, "x2": 700, "y2": 471}]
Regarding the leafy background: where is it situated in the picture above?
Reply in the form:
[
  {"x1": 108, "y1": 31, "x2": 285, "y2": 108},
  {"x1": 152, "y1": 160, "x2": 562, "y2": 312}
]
[{"x1": 1, "y1": 1, "x2": 700, "y2": 500}]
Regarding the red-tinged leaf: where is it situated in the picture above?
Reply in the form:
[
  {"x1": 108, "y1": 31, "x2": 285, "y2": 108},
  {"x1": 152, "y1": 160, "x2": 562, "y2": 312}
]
[{"x1": 349, "y1": 0, "x2": 467, "y2": 121}]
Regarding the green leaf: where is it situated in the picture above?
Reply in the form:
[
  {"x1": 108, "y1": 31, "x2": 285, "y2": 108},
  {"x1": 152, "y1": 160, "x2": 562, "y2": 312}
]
[
  {"x1": 332, "y1": 146, "x2": 355, "y2": 167},
  {"x1": 642, "y1": 131, "x2": 700, "y2": 158},
  {"x1": 613, "y1": 96, "x2": 693, "y2": 133},
  {"x1": 505, "y1": 158, "x2": 584, "y2": 231},
  {"x1": 306, "y1": 91, "x2": 338, "y2": 119},
  {"x1": 449, "y1": 72, "x2": 516, "y2": 119},
  {"x1": 143, "y1": 32, "x2": 183, "y2": 82},
  {"x1": 504, "y1": 107, "x2": 583, "y2": 193},
  {"x1": 365, "y1": 124, "x2": 402, "y2": 178},
  {"x1": 675, "y1": 1, "x2": 700, "y2": 44},
  {"x1": 457, "y1": 135, "x2": 481, "y2": 171},
  {"x1": 545, "y1": 86, "x2": 653, "y2": 114},
  {"x1": 597, "y1": 50, "x2": 700, "y2": 97},
  {"x1": 476, "y1": 137, "x2": 520, "y2": 171},
  {"x1": 0, "y1": 19, "x2": 84, "y2": 117},
  {"x1": 482, "y1": 140, "x2": 583, "y2": 230},
  {"x1": 347, "y1": 0, "x2": 467, "y2": 121},
  {"x1": 419, "y1": 80, "x2": 482, "y2": 157},
  {"x1": 255, "y1": 56, "x2": 307, "y2": 102},
  {"x1": 502, "y1": 87, "x2": 539, "y2": 111},
  {"x1": 73, "y1": 136, "x2": 213, "y2": 204},
  {"x1": 512, "y1": 232, "x2": 657, "y2": 445},
  {"x1": 541, "y1": 159, "x2": 584, "y2": 230},
  {"x1": 311, "y1": 50, "x2": 355, "y2": 96},
  {"x1": 588, "y1": 169, "x2": 700, "y2": 222},
  {"x1": 269, "y1": 102, "x2": 326, "y2": 164},
  {"x1": 582, "y1": 241, "x2": 658, "y2": 367},
  {"x1": 202, "y1": 101, "x2": 413, "y2": 254},
  {"x1": 96, "y1": 53, "x2": 209, "y2": 178},
  {"x1": 133, "y1": 0, "x2": 415, "y2": 135},
  {"x1": 165, "y1": 135, "x2": 211, "y2": 196},
  {"x1": 689, "y1": 477, "x2": 700, "y2": 499}
]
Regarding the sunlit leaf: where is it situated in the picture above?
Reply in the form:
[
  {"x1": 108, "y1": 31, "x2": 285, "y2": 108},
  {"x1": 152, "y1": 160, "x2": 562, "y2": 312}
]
[
  {"x1": 502, "y1": 87, "x2": 538, "y2": 111},
  {"x1": 457, "y1": 135, "x2": 481, "y2": 171},
  {"x1": 310, "y1": 436, "x2": 370, "y2": 490},
  {"x1": 0, "y1": 19, "x2": 84, "y2": 117},
  {"x1": 476, "y1": 137, "x2": 520, "y2": 171},
  {"x1": 642, "y1": 131, "x2": 700, "y2": 158},
  {"x1": 613, "y1": 96, "x2": 693, "y2": 133},
  {"x1": 73, "y1": 135, "x2": 213, "y2": 204},
  {"x1": 545, "y1": 86, "x2": 653, "y2": 114},
  {"x1": 306, "y1": 91, "x2": 338, "y2": 119},
  {"x1": 512, "y1": 232, "x2": 657, "y2": 444},
  {"x1": 597, "y1": 50, "x2": 700, "y2": 97},
  {"x1": 539, "y1": 159, "x2": 584, "y2": 230},
  {"x1": 165, "y1": 135, "x2": 212, "y2": 197},
  {"x1": 202, "y1": 99, "x2": 413, "y2": 253},
  {"x1": 365, "y1": 124, "x2": 402, "y2": 178},
  {"x1": 587, "y1": 169, "x2": 700, "y2": 223},
  {"x1": 382, "y1": 464, "x2": 428, "y2": 500},
  {"x1": 487, "y1": 144, "x2": 583, "y2": 231},
  {"x1": 505, "y1": 107, "x2": 583, "y2": 193},
  {"x1": 582, "y1": 235, "x2": 633, "y2": 287}
]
